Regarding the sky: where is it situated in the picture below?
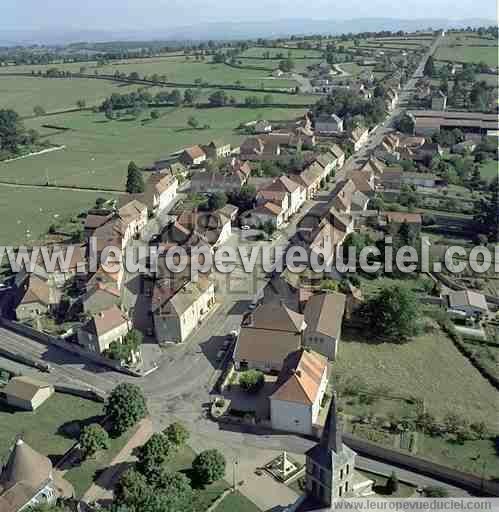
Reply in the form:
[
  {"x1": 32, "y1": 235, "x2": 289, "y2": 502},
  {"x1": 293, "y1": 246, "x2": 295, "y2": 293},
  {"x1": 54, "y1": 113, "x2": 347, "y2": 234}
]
[{"x1": 1, "y1": 0, "x2": 496, "y2": 31}]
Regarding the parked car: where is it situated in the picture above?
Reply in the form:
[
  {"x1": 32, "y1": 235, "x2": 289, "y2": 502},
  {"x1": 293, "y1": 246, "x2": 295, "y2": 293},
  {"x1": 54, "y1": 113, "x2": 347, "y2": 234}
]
[{"x1": 241, "y1": 225, "x2": 250, "y2": 231}]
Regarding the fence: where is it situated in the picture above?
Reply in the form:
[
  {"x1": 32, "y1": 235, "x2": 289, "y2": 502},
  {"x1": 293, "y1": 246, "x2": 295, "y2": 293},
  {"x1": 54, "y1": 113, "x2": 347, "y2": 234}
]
[{"x1": 340, "y1": 433, "x2": 499, "y2": 497}]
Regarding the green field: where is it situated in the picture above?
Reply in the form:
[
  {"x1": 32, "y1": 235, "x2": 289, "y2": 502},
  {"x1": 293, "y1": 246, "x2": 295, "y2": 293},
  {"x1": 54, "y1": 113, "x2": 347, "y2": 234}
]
[
  {"x1": 0, "y1": 185, "x2": 119, "y2": 246},
  {"x1": 2, "y1": 57, "x2": 297, "y2": 89},
  {"x1": 479, "y1": 159, "x2": 498, "y2": 180},
  {"x1": 0, "y1": 106, "x2": 305, "y2": 191},
  {"x1": 0, "y1": 75, "x2": 155, "y2": 117},
  {"x1": 435, "y1": 33, "x2": 499, "y2": 67},
  {"x1": 332, "y1": 330, "x2": 499, "y2": 429},
  {"x1": 215, "y1": 491, "x2": 261, "y2": 512},
  {"x1": 0, "y1": 392, "x2": 102, "y2": 466}
]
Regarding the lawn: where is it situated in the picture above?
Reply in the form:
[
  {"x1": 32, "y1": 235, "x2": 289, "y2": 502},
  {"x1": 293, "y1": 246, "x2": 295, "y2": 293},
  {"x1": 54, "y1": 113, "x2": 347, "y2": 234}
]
[
  {"x1": 0, "y1": 392, "x2": 102, "y2": 467},
  {"x1": 332, "y1": 329, "x2": 499, "y2": 430},
  {"x1": 1, "y1": 105, "x2": 306, "y2": 190},
  {"x1": 166, "y1": 445, "x2": 231, "y2": 511},
  {"x1": 0, "y1": 185, "x2": 119, "y2": 246},
  {"x1": 64, "y1": 424, "x2": 137, "y2": 498},
  {"x1": 215, "y1": 491, "x2": 262, "y2": 512},
  {"x1": 479, "y1": 159, "x2": 498, "y2": 180}
]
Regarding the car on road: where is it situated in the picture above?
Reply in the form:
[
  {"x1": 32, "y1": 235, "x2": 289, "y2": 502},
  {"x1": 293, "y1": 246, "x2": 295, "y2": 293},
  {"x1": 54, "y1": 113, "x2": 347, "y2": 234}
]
[
  {"x1": 241, "y1": 225, "x2": 250, "y2": 231},
  {"x1": 216, "y1": 350, "x2": 225, "y2": 361},
  {"x1": 229, "y1": 329, "x2": 239, "y2": 340}
]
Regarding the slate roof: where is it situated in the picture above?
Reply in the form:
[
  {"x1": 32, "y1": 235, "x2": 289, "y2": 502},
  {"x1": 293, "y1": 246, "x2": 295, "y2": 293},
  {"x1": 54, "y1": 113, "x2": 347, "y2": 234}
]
[{"x1": 304, "y1": 292, "x2": 346, "y2": 339}]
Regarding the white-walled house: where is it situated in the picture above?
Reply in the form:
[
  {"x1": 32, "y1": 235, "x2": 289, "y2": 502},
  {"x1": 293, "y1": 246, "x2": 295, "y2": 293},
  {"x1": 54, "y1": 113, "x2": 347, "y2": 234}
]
[
  {"x1": 303, "y1": 292, "x2": 346, "y2": 360},
  {"x1": 315, "y1": 113, "x2": 344, "y2": 134},
  {"x1": 446, "y1": 290, "x2": 489, "y2": 318},
  {"x1": 152, "y1": 277, "x2": 215, "y2": 343},
  {"x1": 270, "y1": 349, "x2": 328, "y2": 435},
  {"x1": 243, "y1": 202, "x2": 285, "y2": 229},
  {"x1": 77, "y1": 305, "x2": 130, "y2": 354},
  {"x1": 148, "y1": 172, "x2": 178, "y2": 213}
]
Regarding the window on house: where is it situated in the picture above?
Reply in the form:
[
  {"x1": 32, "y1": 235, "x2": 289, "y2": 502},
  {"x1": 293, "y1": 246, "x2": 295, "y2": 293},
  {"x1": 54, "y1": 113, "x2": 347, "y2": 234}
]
[
  {"x1": 339, "y1": 486, "x2": 343, "y2": 497},
  {"x1": 345, "y1": 481, "x2": 349, "y2": 493},
  {"x1": 346, "y1": 464, "x2": 350, "y2": 475},
  {"x1": 340, "y1": 468, "x2": 343, "y2": 480}
]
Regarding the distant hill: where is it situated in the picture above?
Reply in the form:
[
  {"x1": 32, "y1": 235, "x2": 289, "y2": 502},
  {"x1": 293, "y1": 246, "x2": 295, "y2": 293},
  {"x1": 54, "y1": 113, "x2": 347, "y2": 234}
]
[{"x1": 0, "y1": 18, "x2": 495, "y2": 46}]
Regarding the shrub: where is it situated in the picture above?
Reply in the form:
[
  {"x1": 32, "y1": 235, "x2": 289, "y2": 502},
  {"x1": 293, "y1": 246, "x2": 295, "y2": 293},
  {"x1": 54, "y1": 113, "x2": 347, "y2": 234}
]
[
  {"x1": 192, "y1": 449, "x2": 226, "y2": 484},
  {"x1": 239, "y1": 370, "x2": 265, "y2": 394},
  {"x1": 79, "y1": 424, "x2": 109, "y2": 459}
]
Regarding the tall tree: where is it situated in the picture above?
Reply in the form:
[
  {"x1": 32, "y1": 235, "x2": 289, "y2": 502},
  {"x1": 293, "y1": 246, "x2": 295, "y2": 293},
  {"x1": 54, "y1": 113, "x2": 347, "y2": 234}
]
[
  {"x1": 192, "y1": 449, "x2": 226, "y2": 484},
  {"x1": 105, "y1": 383, "x2": 148, "y2": 435},
  {"x1": 79, "y1": 424, "x2": 109, "y2": 459},
  {"x1": 360, "y1": 285, "x2": 421, "y2": 342},
  {"x1": 423, "y1": 55, "x2": 435, "y2": 77},
  {"x1": 126, "y1": 161, "x2": 145, "y2": 193}
]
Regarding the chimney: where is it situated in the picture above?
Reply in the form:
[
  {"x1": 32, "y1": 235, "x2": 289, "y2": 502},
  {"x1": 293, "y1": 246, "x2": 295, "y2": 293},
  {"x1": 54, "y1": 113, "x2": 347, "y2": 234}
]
[{"x1": 295, "y1": 370, "x2": 301, "y2": 378}]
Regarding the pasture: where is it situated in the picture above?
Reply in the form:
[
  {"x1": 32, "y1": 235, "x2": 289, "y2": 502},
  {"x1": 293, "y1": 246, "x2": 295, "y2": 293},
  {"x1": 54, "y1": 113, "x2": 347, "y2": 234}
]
[
  {"x1": 435, "y1": 33, "x2": 498, "y2": 67},
  {"x1": 0, "y1": 75, "x2": 157, "y2": 116},
  {"x1": 0, "y1": 185, "x2": 118, "y2": 246},
  {"x1": 0, "y1": 105, "x2": 305, "y2": 191}
]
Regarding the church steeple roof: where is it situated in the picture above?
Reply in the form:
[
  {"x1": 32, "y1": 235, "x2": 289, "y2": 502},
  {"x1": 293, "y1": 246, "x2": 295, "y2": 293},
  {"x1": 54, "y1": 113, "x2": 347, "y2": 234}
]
[
  {"x1": 0, "y1": 438, "x2": 52, "y2": 489},
  {"x1": 320, "y1": 392, "x2": 343, "y2": 453}
]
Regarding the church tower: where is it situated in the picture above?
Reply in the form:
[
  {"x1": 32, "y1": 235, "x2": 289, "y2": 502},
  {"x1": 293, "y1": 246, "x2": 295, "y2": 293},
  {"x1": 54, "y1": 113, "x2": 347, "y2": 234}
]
[{"x1": 305, "y1": 393, "x2": 357, "y2": 507}]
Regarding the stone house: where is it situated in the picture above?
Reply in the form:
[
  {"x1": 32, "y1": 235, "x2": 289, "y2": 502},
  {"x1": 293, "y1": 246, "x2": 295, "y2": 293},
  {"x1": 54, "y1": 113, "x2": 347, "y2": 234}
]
[
  {"x1": 259, "y1": 176, "x2": 304, "y2": 218},
  {"x1": 190, "y1": 159, "x2": 251, "y2": 194},
  {"x1": 202, "y1": 140, "x2": 232, "y2": 159},
  {"x1": 329, "y1": 144, "x2": 345, "y2": 169},
  {"x1": 349, "y1": 126, "x2": 369, "y2": 152},
  {"x1": 117, "y1": 199, "x2": 148, "y2": 241},
  {"x1": 234, "y1": 302, "x2": 305, "y2": 372},
  {"x1": 152, "y1": 276, "x2": 215, "y2": 343},
  {"x1": 242, "y1": 202, "x2": 285, "y2": 229},
  {"x1": 315, "y1": 113, "x2": 344, "y2": 134},
  {"x1": 15, "y1": 275, "x2": 60, "y2": 322},
  {"x1": 303, "y1": 292, "x2": 346, "y2": 360},
  {"x1": 77, "y1": 305, "x2": 130, "y2": 354},
  {"x1": 290, "y1": 161, "x2": 324, "y2": 200},
  {"x1": 3, "y1": 377, "x2": 54, "y2": 411},
  {"x1": 81, "y1": 282, "x2": 121, "y2": 315},
  {"x1": 180, "y1": 145, "x2": 207, "y2": 166},
  {"x1": 240, "y1": 136, "x2": 281, "y2": 161},
  {"x1": 270, "y1": 349, "x2": 328, "y2": 435}
]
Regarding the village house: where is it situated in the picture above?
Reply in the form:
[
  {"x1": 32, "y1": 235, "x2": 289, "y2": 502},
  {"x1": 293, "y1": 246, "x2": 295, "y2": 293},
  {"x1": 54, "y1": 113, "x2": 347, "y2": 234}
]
[
  {"x1": 202, "y1": 140, "x2": 232, "y2": 159},
  {"x1": 452, "y1": 140, "x2": 477, "y2": 154},
  {"x1": 2, "y1": 377, "x2": 54, "y2": 411},
  {"x1": 84, "y1": 211, "x2": 114, "y2": 239},
  {"x1": 144, "y1": 172, "x2": 178, "y2": 214},
  {"x1": 380, "y1": 168, "x2": 403, "y2": 192},
  {"x1": 384, "y1": 211, "x2": 423, "y2": 230},
  {"x1": 81, "y1": 282, "x2": 121, "y2": 315},
  {"x1": 217, "y1": 204, "x2": 239, "y2": 223},
  {"x1": 314, "y1": 152, "x2": 337, "y2": 181},
  {"x1": 77, "y1": 305, "x2": 130, "y2": 354},
  {"x1": 290, "y1": 161, "x2": 324, "y2": 200},
  {"x1": 446, "y1": 290, "x2": 489, "y2": 318},
  {"x1": 303, "y1": 292, "x2": 346, "y2": 360},
  {"x1": 240, "y1": 136, "x2": 281, "y2": 161},
  {"x1": 349, "y1": 126, "x2": 369, "y2": 151},
  {"x1": 180, "y1": 145, "x2": 207, "y2": 166},
  {"x1": 315, "y1": 113, "x2": 344, "y2": 134},
  {"x1": 117, "y1": 199, "x2": 148, "y2": 241},
  {"x1": 234, "y1": 302, "x2": 305, "y2": 372},
  {"x1": 152, "y1": 276, "x2": 215, "y2": 343},
  {"x1": 242, "y1": 202, "x2": 285, "y2": 229},
  {"x1": 87, "y1": 261, "x2": 125, "y2": 293},
  {"x1": 190, "y1": 159, "x2": 251, "y2": 194},
  {"x1": 259, "y1": 176, "x2": 304, "y2": 218},
  {"x1": 329, "y1": 144, "x2": 346, "y2": 169},
  {"x1": 270, "y1": 348, "x2": 328, "y2": 435},
  {"x1": 15, "y1": 274, "x2": 60, "y2": 322},
  {"x1": 0, "y1": 438, "x2": 72, "y2": 512},
  {"x1": 256, "y1": 187, "x2": 289, "y2": 215},
  {"x1": 345, "y1": 170, "x2": 375, "y2": 198}
]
